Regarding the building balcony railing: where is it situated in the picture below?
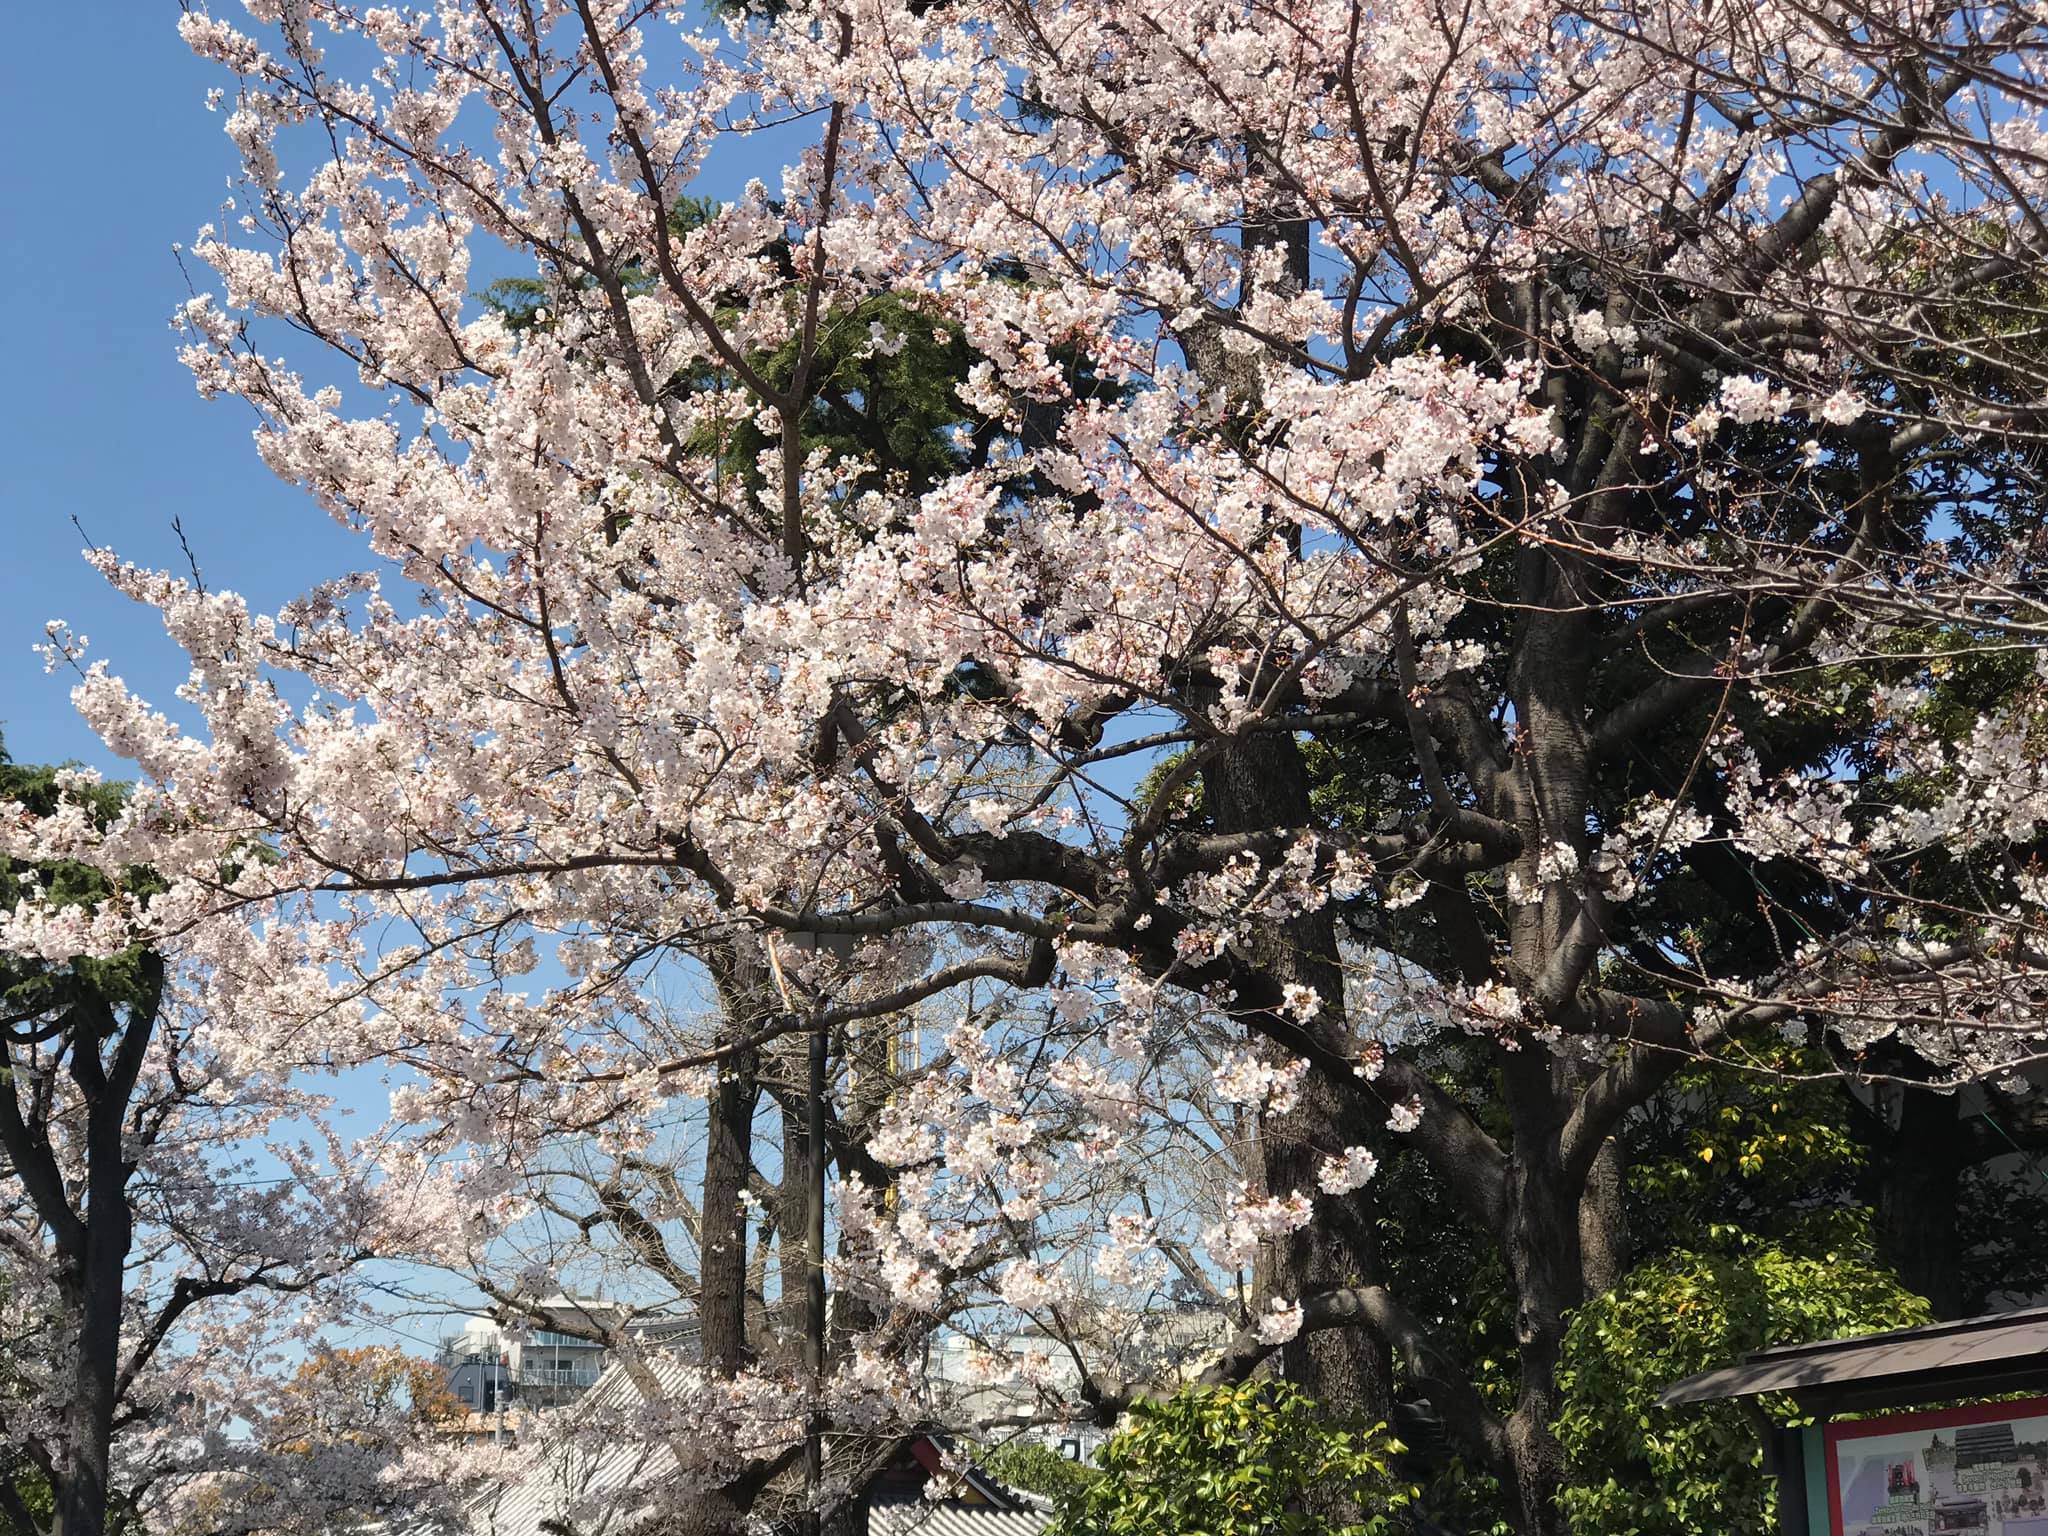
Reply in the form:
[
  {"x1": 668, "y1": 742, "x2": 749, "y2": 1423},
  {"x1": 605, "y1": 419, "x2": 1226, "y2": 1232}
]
[{"x1": 514, "y1": 1364, "x2": 602, "y2": 1390}]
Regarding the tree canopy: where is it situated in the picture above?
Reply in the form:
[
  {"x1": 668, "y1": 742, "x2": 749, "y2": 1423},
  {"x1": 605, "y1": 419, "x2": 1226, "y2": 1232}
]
[{"x1": 8, "y1": 0, "x2": 2048, "y2": 1533}]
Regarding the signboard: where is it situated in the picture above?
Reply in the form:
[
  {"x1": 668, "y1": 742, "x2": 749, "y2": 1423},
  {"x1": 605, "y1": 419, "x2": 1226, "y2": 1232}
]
[{"x1": 1828, "y1": 1398, "x2": 2048, "y2": 1536}]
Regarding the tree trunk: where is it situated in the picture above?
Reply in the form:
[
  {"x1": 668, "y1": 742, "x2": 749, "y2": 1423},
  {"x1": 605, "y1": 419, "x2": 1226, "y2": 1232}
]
[
  {"x1": 1204, "y1": 733, "x2": 1395, "y2": 1472},
  {"x1": 700, "y1": 942, "x2": 775, "y2": 1379},
  {"x1": 44, "y1": 987, "x2": 158, "y2": 1536},
  {"x1": 1494, "y1": 1034, "x2": 1583, "y2": 1536},
  {"x1": 1500, "y1": 1153, "x2": 1579, "y2": 1536},
  {"x1": 775, "y1": 1096, "x2": 812, "y2": 1364},
  {"x1": 699, "y1": 1040, "x2": 762, "y2": 1376},
  {"x1": 689, "y1": 945, "x2": 781, "y2": 1531},
  {"x1": 827, "y1": 1022, "x2": 894, "y2": 1354},
  {"x1": 1577, "y1": 1141, "x2": 1628, "y2": 1299},
  {"x1": 52, "y1": 1200, "x2": 132, "y2": 1536},
  {"x1": 1575, "y1": 1077, "x2": 1629, "y2": 1300},
  {"x1": 1872, "y1": 1086, "x2": 1964, "y2": 1317},
  {"x1": 1498, "y1": 545, "x2": 1600, "y2": 1536}
]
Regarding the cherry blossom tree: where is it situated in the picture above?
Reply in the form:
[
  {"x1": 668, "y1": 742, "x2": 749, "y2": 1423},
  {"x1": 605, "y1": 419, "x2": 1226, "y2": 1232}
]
[
  {"x1": 12, "y1": 0, "x2": 2048, "y2": 1529},
  {"x1": 0, "y1": 748, "x2": 477, "y2": 1536},
  {"x1": 156, "y1": 1344, "x2": 486, "y2": 1536}
]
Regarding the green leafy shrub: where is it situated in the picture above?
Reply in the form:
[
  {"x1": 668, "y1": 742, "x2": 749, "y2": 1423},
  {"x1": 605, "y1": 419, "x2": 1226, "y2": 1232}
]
[
  {"x1": 1555, "y1": 1246, "x2": 1929, "y2": 1535},
  {"x1": 978, "y1": 1440, "x2": 1101, "y2": 1506},
  {"x1": 1050, "y1": 1381, "x2": 1411, "y2": 1536}
]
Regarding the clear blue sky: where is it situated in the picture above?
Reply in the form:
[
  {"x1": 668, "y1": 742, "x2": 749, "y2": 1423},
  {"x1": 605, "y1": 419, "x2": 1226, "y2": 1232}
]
[{"x1": 0, "y1": 9, "x2": 377, "y2": 774}]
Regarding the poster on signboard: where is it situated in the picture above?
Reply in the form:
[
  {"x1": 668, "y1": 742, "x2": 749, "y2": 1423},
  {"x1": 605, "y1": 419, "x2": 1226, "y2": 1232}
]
[{"x1": 1827, "y1": 1398, "x2": 2048, "y2": 1535}]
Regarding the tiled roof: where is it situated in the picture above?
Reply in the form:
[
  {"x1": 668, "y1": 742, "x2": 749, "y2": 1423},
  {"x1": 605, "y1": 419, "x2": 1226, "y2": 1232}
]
[
  {"x1": 400, "y1": 1361, "x2": 1050, "y2": 1536},
  {"x1": 867, "y1": 1500, "x2": 1050, "y2": 1536},
  {"x1": 457, "y1": 1359, "x2": 692, "y2": 1536},
  {"x1": 1660, "y1": 1305, "x2": 2048, "y2": 1415}
]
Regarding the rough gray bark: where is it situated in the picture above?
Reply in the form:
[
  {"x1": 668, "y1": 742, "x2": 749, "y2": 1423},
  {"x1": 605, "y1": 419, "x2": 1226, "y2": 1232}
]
[
  {"x1": 1495, "y1": 512, "x2": 1607, "y2": 1536},
  {"x1": 1203, "y1": 731, "x2": 1395, "y2": 1517},
  {"x1": 773, "y1": 1094, "x2": 811, "y2": 1363},
  {"x1": 697, "y1": 1043, "x2": 761, "y2": 1377},
  {"x1": 701, "y1": 944, "x2": 770, "y2": 1376},
  {"x1": 1577, "y1": 1136, "x2": 1629, "y2": 1300},
  {"x1": 52, "y1": 1032, "x2": 143, "y2": 1536},
  {"x1": 1873, "y1": 1087, "x2": 1965, "y2": 1317}
]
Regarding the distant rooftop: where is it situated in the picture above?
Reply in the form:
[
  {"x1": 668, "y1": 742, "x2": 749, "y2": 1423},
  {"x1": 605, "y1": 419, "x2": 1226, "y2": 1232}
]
[{"x1": 1659, "y1": 1306, "x2": 2048, "y2": 1416}]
